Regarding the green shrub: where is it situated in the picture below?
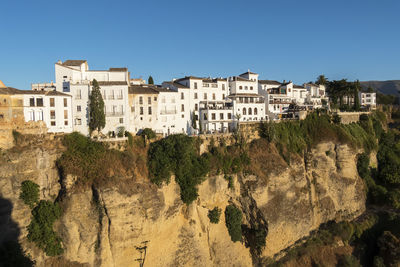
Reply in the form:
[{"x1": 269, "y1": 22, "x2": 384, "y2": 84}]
[
  {"x1": 27, "y1": 200, "x2": 63, "y2": 256},
  {"x1": 19, "y1": 180, "x2": 40, "y2": 208},
  {"x1": 147, "y1": 134, "x2": 209, "y2": 204},
  {"x1": 12, "y1": 130, "x2": 22, "y2": 144},
  {"x1": 117, "y1": 126, "x2": 125, "y2": 137},
  {"x1": 357, "y1": 153, "x2": 370, "y2": 179},
  {"x1": 208, "y1": 207, "x2": 221, "y2": 224},
  {"x1": 225, "y1": 204, "x2": 242, "y2": 242},
  {"x1": 125, "y1": 131, "x2": 133, "y2": 146},
  {"x1": 140, "y1": 128, "x2": 156, "y2": 140}
]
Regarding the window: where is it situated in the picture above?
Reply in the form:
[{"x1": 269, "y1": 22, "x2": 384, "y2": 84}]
[
  {"x1": 222, "y1": 94, "x2": 225, "y2": 99},
  {"x1": 154, "y1": 96, "x2": 157, "y2": 101},
  {"x1": 254, "y1": 108, "x2": 258, "y2": 115},
  {"x1": 51, "y1": 121, "x2": 56, "y2": 126},
  {"x1": 50, "y1": 98, "x2": 55, "y2": 107},
  {"x1": 194, "y1": 93, "x2": 198, "y2": 99},
  {"x1": 119, "y1": 118, "x2": 124, "y2": 123},
  {"x1": 212, "y1": 93, "x2": 216, "y2": 100},
  {"x1": 50, "y1": 110, "x2": 55, "y2": 120},
  {"x1": 248, "y1": 108, "x2": 252, "y2": 115},
  {"x1": 75, "y1": 118, "x2": 81, "y2": 125},
  {"x1": 140, "y1": 107, "x2": 144, "y2": 115},
  {"x1": 131, "y1": 106, "x2": 135, "y2": 112},
  {"x1": 37, "y1": 98, "x2": 43, "y2": 107},
  {"x1": 63, "y1": 86, "x2": 69, "y2": 92},
  {"x1": 139, "y1": 96, "x2": 143, "y2": 104},
  {"x1": 203, "y1": 113, "x2": 207, "y2": 120},
  {"x1": 77, "y1": 105, "x2": 81, "y2": 112},
  {"x1": 204, "y1": 93, "x2": 207, "y2": 100},
  {"x1": 212, "y1": 113, "x2": 216, "y2": 120},
  {"x1": 211, "y1": 84, "x2": 217, "y2": 88},
  {"x1": 148, "y1": 106, "x2": 152, "y2": 115},
  {"x1": 203, "y1": 83, "x2": 209, "y2": 87},
  {"x1": 64, "y1": 110, "x2": 68, "y2": 119},
  {"x1": 64, "y1": 120, "x2": 68, "y2": 126},
  {"x1": 194, "y1": 82, "x2": 198, "y2": 89},
  {"x1": 148, "y1": 97, "x2": 151, "y2": 104},
  {"x1": 228, "y1": 113, "x2": 232, "y2": 119},
  {"x1": 245, "y1": 86, "x2": 248, "y2": 90},
  {"x1": 243, "y1": 108, "x2": 246, "y2": 115},
  {"x1": 63, "y1": 98, "x2": 67, "y2": 107},
  {"x1": 195, "y1": 104, "x2": 198, "y2": 110},
  {"x1": 181, "y1": 92, "x2": 184, "y2": 100},
  {"x1": 76, "y1": 89, "x2": 82, "y2": 99},
  {"x1": 181, "y1": 114, "x2": 184, "y2": 118},
  {"x1": 239, "y1": 86, "x2": 243, "y2": 90},
  {"x1": 63, "y1": 76, "x2": 67, "y2": 79},
  {"x1": 222, "y1": 84, "x2": 225, "y2": 90},
  {"x1": 220, "y1": 113, "x2": 224, "y2": 120},
  {"x1": 181, "y1": 104, "x2": 184, "y2": 112},
  {"x1": 250, "y1": 86, "x2": 253, "y2": 90}
]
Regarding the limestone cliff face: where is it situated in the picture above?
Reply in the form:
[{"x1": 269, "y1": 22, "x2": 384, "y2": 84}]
[{"x1": 0, "y1": 141, "x2": 365, "y2": 266}]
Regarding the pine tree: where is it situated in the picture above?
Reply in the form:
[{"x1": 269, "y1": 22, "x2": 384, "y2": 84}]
[
  {"x1": 89, "y1": 79, "x2": 106, "y2": 132},
  {"x1": 148, "y1": 76, "x2": 154, "y2": 85}
]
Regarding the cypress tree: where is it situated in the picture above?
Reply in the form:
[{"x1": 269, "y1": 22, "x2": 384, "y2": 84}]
[
  {"x1": 89, "y1": 79, "x2": 106, "y2": 132},
  {"x1": 354, "y1": 80, "x2": 360, "y2": 111},
  {"x1": 148, "y1": 76, "x2": 154, "y2": 85}
]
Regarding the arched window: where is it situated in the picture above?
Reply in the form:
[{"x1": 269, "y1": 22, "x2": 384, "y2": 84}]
[
  {"x1": 248, "y1": 108, "x2": 252, "y2": 115},
  {"x1": 254, "y1": 108, "x2": 258, "y2": 115},
  {"x1": 239, "y1": 86, "x2": 243, "y2": 90},
  {"x1": 242, "y1": 108, "x2": 246, "y2": 115},
  {"x1": 245, "y1": 86, "x2": 248, "y2": 90},
  {"x1": 250, "y1": 86, "x2": 253, "y2": 90}
]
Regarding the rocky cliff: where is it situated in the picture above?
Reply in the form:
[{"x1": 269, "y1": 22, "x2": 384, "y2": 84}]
[{"x1": 0, "y1": 139, "x2": 366, "y2": 266}]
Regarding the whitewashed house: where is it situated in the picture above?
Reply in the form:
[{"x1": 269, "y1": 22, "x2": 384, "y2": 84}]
[
  {"x1": 54, "y1": 60, "x2": 130, "y2": 136},
  {"x1": 228, "y1": 71, "x2": 266, "y2": 124},
  {"x1": 0, "y1": 85, "x2": 73, "y2": 133},
  {"x1": 359, "y1": 92, "x2": 376, "y2": 109},
  {"x1": 162, "y1": 76, "x2": 229, "y2": 133}
]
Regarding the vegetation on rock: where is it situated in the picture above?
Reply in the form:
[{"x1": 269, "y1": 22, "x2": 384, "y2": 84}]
[
  {"x1": 225, "y1": 204, "x2": 243, "y2": 242},
  {"x1": 208, "y1": 207, "x2": 221, "y2": 224},
  {"x1": 147, "y1": 134, "x2": 209, "y2": 204},
  {"x1": 19, "y1": 180, "x2": 40, "y2": 208}
]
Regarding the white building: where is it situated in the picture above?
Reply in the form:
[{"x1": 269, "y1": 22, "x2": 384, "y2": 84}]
[
  {"x1": 228, "y1": 72, "x2": 266, "y2": 123},
  {"x1": 359, "y1": 92, "x2": 376, "y2": 109},
  {"x1": 54, "y1": 60, "x2": 130, "y2": 136},
  {"x1": 304, "y1": 83, "x2": 328, "y2": 108},
  {"x1": 0, "y1": 85, "x2": 73, "y2": 133},
  {"x1": 199, "y1": 101, "x2": 234, "y2": 133},
  {"x1": 162, "y1": 76, "x2": 229, "y2": 133}
]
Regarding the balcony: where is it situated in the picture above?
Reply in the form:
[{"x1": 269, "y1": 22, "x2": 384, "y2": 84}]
[
  {"x1": 160, "y1": 110, "x2": 177, "y2": 115},
  {"x1": 106, "y1": 112, "x2": 124, "y2": 117}
]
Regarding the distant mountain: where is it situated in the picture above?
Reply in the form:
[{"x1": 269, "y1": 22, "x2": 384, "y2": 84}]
[{"x1": 360, "y1": 80, "x2": 400, "y2": 96}]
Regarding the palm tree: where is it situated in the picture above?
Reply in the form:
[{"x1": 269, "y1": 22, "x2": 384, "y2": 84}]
[
  {"x1": 234, "y1": 113, "x2": 242, "y2": 131},
  {"x1": 316, "y1": 75, "x2": 328, "y2": 85}
]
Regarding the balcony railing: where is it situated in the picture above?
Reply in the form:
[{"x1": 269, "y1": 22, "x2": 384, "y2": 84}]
[
  {"x1": 160, "y1": 110, "x2": 177, "y2": 115},
  {"x1": 106, "y1": 112, "x2": 124, "y2": 117}
]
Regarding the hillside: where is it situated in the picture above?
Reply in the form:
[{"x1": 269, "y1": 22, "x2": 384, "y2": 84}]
[{"x1": 360, "y1": 80, "x2": 400, "y2": 96}]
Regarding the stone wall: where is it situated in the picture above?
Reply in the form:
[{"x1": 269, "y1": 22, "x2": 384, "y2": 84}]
[{"x1": 337, "y1": 111, "x2": 370, "y2": 124}]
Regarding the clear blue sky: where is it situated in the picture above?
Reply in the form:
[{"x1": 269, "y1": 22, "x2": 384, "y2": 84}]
[{"x1": 1, "y1": 0, "x2": 399, "y2": 89}]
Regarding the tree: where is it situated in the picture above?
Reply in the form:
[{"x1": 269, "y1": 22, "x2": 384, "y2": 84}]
[
  {"x1": 354, "y1": 80, "x2": 361, "y2": 111},
  {"x1": 191, "y1": 111, "x2": 197, "y2": 130},
  {"x1": 208, "y1": 207, "x2": 221, "y2": 224},
  {"x1": 316, "y1": 74, "x2": 328, "y2": 85},
  {"x1": 148, "y1": 76, "x2": 154, "y2": 85},
  {"x1": 225, "y1": 204, "x2": 242, "y2": 242},
  {"x1": 89, "y1": 79, "x2": 106, "y2": 132},
  {"x1": 20, "y1": 180, "x2": 40, "y2": 208}
]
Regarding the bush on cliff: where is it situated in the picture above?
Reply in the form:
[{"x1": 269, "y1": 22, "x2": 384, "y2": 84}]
[
  {"x1": 19, "y1": 180, "x2": 40, "y2": 208},
  {"x1": 208, "y1": 207, "x2": 222, "y2": 224},
  {"x1": 225, "y1": 204, "x2": 242, "y2": 242},
  {"x1": 27, "y1": 200, "x2": 63, "y2": 256},
  {"x1": 147, "y1": 134, "x2": 209, "y2": 204}
]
